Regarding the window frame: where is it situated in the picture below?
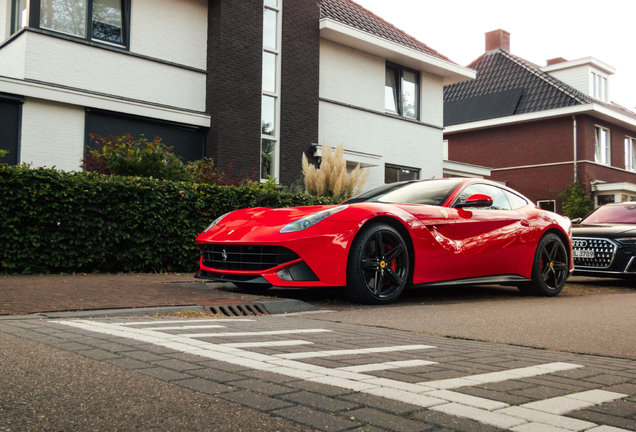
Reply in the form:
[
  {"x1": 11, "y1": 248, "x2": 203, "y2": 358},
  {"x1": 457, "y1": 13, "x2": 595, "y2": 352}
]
[
  {"x1": 536, "y1": 200, "x2": 556, "y2": 212},
  {"x1": 625, "y1": 136, "x2": 636, "y2": 172},
  {"x1": 11, "y1": 0, "x2": 131, "y2": 49},
  {"x1": 594, "y1": 125, "x2": 611, "y2": 165},
  {"x1": 590, "y1": 71, "x2": 608, "y2": 102},
  {"x1": 384, "y1": 163, "x2": 420, "y2": 184},
  {"x1": 385, "y1": 61, "x2": 420, "y2": 120},
  {"x1": 260, "y1": 0, "x2": 282, "y2": 182}
]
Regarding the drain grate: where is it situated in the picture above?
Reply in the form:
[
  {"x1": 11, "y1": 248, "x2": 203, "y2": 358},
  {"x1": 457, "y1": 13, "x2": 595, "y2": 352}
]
[{"x1": 205, "y1": 303, "x2": 268, "y2": 317}]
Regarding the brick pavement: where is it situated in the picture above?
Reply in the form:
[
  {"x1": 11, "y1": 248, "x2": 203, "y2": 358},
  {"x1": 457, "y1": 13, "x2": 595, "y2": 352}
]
[
  {"x1": 0, "y1": 273, "x2": 267, "y2": 315},
  {"x1": 2, "y1": 315, "x2": 635, "y2": 432}
]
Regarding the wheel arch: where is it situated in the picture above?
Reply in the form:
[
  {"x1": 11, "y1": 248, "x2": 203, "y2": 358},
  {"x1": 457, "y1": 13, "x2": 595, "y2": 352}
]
[
  {"x1": 354, "y1": 215, "x2": 415, "y2": 284},
  {"x1": 543, "y1": 227, "x2": 571, "y2": 263}
]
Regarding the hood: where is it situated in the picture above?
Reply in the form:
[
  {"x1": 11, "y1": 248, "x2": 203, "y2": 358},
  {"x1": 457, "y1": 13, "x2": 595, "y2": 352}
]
[
  {"x1": 217, "y1": 206, "x2": 337, "y2": 229},
  {"x1": 572, "y1": 223, "x2": 636, "y2": 237}
]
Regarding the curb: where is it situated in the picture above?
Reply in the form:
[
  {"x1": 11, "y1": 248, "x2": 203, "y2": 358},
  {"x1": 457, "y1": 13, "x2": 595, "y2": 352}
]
[{"x1": 0, "y1": 299, "x2": 320, "y2": 320}]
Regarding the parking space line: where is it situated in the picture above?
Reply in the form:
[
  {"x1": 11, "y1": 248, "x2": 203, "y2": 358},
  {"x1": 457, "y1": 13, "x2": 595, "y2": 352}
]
[
  {"x1": 179, "y1": 329, "x2": 333, "y2": 337},
  {"x1": 274, "y1": 344, "x2": 435, "y2": 359},
  {"x1": 220, "y1": 340, "x2": 314, "y2": 348},
  {"x1": 337, "y1": 359, "x2": 436, "y2": 372}
]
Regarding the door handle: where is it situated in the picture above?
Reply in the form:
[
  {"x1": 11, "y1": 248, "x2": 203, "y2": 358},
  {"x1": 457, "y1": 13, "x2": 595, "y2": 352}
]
[{"x1": 520, "y1": 219, "x2": 529, "y2": 227}]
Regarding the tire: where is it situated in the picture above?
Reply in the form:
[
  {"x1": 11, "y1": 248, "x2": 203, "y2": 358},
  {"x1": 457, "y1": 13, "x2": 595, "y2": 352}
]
[
  {"x1": 518, "y1": 233, "x2": 568, "y2": 296},
  {"x1": 232, "y1": 282, "x2": 272, "y2": 293},
  {"x1": 344, "y1": 223, "x2": 410, "y2": 305}
]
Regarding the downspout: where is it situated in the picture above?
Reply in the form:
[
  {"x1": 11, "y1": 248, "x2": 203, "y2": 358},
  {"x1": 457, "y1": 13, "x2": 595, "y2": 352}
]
[{"x1": 572, "y1": 115, "x2": 577, "y2": 183}]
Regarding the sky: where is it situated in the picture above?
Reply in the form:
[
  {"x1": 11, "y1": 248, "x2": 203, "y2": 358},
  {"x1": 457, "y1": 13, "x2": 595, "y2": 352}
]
[{"x1": 354, "y1": 0, "x2": 636, "y2": 111}]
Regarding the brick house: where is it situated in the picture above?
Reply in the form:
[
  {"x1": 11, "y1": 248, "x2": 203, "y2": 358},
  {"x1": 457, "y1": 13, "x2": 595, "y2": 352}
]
[
  {"x1": 444, "y1": 29, "x2": 636, "y2": 212},
  {"x1": 0, "y1": 0, "x2": 474, "y2": 189}
]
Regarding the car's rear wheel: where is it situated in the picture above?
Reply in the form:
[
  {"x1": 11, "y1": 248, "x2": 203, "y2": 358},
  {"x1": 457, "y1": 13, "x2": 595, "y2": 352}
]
[
  {"x1": 344, "y1": 223, "x2": 410, "y2": 305},
  {"x1": 518, "y1": 233, "x2": 568, "y2": 296}
]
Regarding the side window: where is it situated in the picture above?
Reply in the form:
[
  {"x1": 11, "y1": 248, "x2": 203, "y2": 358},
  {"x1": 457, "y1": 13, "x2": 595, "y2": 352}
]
[
  {"x1": 504, "y1": 190, "x2": 529, "y2": 210},
  {"x1": 455, "y1": 184, "x2": 511, "y2": 210}
]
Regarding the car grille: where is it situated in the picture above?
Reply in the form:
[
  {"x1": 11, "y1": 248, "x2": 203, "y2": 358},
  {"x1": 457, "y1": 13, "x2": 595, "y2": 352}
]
[
  {"x1": 201, "y1": 244, "x2": 300, "y2": 271},
  {"x1": 572, "y1": 237, "x2": 617, "y2": 268}
]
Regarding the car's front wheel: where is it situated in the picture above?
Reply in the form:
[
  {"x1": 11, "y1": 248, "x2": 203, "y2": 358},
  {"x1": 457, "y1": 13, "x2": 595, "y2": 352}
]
[
  {"x1": 344, "y1": 223, "x2": 410, "y2": 305},
  {"x1": 518, "y1": 233, "x2": 569, "y2": 296}
]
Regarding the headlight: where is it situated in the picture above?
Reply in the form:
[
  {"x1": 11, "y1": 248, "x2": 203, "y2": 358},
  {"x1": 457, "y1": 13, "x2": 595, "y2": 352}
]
[
  {"x1": 280, "y1": 205, "x2": 348, "y2": 233},
  {"x1": 203, "y1": 212, "x2": 231, "y2": 232},
  {"x1": 616, "y1": 237, "x2": 636, "y2": 245}
]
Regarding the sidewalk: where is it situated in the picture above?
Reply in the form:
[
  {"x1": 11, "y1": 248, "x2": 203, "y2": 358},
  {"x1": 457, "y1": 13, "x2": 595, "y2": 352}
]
[{"x1": 0, "y1": 273, "x2": 267, "y2": 316}]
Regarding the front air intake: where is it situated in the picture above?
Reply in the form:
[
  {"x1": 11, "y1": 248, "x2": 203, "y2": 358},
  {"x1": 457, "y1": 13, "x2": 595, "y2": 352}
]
[{"x1": 201, "y1": 244, "x2": 299, "y2": 271}]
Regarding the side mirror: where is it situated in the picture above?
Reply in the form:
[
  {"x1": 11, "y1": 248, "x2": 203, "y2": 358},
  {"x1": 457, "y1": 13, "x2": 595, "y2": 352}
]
[
  {"x1": 571, "y1": 217, "x2": 582, "y2": 224},
  {"x1": 456, "y1": 193, "x2": 494, "y2": 209}
]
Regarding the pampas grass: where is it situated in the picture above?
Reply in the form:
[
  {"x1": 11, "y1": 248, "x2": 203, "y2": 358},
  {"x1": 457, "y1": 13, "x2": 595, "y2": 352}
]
[{"x1": 302, "y1": 143, "x2": 369, "y2": 200}]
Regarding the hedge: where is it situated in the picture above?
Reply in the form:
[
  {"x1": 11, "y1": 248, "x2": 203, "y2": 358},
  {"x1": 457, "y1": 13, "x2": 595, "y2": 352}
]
[{"x1": 0, "y1": 165, "x2": 340, "y2": 274}]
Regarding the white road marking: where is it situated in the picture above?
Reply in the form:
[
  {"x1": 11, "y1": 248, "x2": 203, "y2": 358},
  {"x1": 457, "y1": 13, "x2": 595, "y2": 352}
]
[
  {"x1": 220, "y1": 340, "x2": 314, "y2": 348},
  {"x1": 179, "y1": 329, "x2": 333, "y2": 337},
  {"x1": 143, "y1": 325, "x2": 226, "y2": 330},
  {"x1": 274, "y1": 344, "x2": 435, "y2": 359},
  {"x1": 337, "y1": 359, "x2": 436, "y2": 372},
  {"x1": 114, "y1": 319, "x2": 254, "y2": 325},
  {"x1": 56, "y1": 319, "x2": 629, "y2": 432}
]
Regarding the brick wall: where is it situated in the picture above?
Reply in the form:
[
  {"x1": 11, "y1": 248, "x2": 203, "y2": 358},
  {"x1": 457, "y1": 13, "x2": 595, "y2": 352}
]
[
  {"x1": 279, "y1": 0, "x2": 320, "y2": 184},
  {"x1": 206, "y1": 0, "x2": 263, "y2": 180},
  {"x1": 447, "y1": 116, "x2": 575, "y2": 169}
]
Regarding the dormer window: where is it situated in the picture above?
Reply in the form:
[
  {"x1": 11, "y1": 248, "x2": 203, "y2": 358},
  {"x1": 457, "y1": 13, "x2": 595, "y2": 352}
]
[{"x1": 591, "y1": 71, "x2": 608, "y2": 102}]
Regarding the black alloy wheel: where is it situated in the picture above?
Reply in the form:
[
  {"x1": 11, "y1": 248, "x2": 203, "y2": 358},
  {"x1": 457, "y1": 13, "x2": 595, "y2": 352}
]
[
  {"x1": 345, "y1": 224, "x2": 410, "y2": 304},
  {"x1": 518, "y1": 233, "x2": 569, "y2": 296}
]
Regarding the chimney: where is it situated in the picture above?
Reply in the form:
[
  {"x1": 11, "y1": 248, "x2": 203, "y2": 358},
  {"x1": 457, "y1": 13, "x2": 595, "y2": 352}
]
[
  {"x1": 546, "y1": 57, "x2": 568, "y2": 66},
  {"x1": 485, "y1": 29, "x2": 510, "y2": 52}
]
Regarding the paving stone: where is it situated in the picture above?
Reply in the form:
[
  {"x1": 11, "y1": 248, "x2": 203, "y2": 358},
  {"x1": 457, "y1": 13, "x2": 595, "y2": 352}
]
[
  {"x1": 416, "y1": 370, "x2": 467, "y2": 381},
  {"x1": 137, "y1": 367, "x2": 193, "y2": 381},
  {"x1": 476, "y1": 380, "x2": 536, "y2": 392},
  {"x1": 568, "y1": 410, "x2": 636, "y2": 430},
  {"x1": 587, "y1": 399, "x2": 636, "y2": 417},
  {"x1": 553, "y1": 368, "x2": 611, "y2": 380},
  {"x1": 603, "y1": 384, "x2": 636, "y2": 396},
  {"x1": 272, "y1": 405, "x2": 361, "y2": 431},
  {"x1": 122, "y1": 350, "x2": 166, "y2": 362},
  {"x1": 77, "y1": 348, "x2": 122, "y2": 361},
  {"x1": 220, "y1": 390, "x2": 293, "y2": 411},
  {"x1": 187, "y1": 368, "x2": 247, "y2": 382},
  {"x1": 147, "y1": 358, "x2": 200, "y2": 371},
  {"x1": 368, "y1": 370, "x2": 428, "y2": 383},
  {"x1": 103, "y1": 357, "x2": 154, "y2": 370},
  {"x1": 227, "y1": 379, "x2": 298, "y2": 396},
  {"x1": 284, "y1": 380, "x2": 355, "y2": 397},
  {"x1": 584, "y1": 374, "x2": 633, "y2": 386},
  {"x1": 411, "y1": 410, "x2": 508, "y2": 432},
  {"x1": 196, "y1": 360, "x2": 252, "y2": 372},
  {"x1": 173, "y1": 378, "x2": 234, "y2": 395},
  {"x1": 346, "y1": 407, "x2": 433, "y2": 431},
  {"x1": 511, "y1": 385, "x2": 575, "y2": 400},
  {"x1": 281, "y1": 391, "x2": 360, "y2": 413},
  {"x1": 240, "y1": 369, "x2": 301, "y2": 383},
  {"x1": 519, "y1": 377, "x2": 598, "y2": 391},
  {"x1": 48, "y1": 342, "x2": 93, "y2": 351},
  {"x1": 457, "y1": 387, "x2": 532, "y2": 405}
]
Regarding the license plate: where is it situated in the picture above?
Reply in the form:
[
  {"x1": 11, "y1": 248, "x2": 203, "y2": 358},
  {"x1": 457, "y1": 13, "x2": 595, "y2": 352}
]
[{"x1": 573, "y1": 249, "x2": 594, "y2": 259}]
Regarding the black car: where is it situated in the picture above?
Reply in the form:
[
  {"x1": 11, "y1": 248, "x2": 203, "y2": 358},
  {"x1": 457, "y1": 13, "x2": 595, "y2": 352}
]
[{"x1": 572, "y1": 202, "x2": 636, "y2": 278}]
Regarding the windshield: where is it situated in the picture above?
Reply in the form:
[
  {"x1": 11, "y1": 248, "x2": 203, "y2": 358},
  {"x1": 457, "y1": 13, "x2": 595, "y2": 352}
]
[
  {"x1": 583, "y1": 204, "x2": 636, "y2": 224},
  {"x1": 344, "y1": 179, "x2": 461, "y2": 206}
]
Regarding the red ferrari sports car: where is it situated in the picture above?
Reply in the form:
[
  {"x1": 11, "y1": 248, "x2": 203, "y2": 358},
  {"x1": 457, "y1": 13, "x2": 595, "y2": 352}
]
[{"x1": 195, "y1": 178, "x2": 573, "y2": 304}]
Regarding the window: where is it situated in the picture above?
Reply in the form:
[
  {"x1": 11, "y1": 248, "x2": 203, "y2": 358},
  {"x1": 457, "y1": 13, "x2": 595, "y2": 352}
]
[
  {"x1": 504, "y1": 190, "x2": 529, "y2": 210},
  {"x1": 590, "y1": 71, "x2": 608, "y2": 102},
  {"x1": 385, "y1": 164, "x2": 420, "y2": 183},
  {"x1": 626, "y1": 136, "x2": 636, "y2": 171},
  {"x1": 260, "y1": 0, "x2": 281, "y2": 181},
  {"x1": 385, "y1": 63, "x2": 419, "y2": 120},
  {"x1": 12, "y1": 0, "x2": 128, "y2": 47},
  {"x1": 595, "y1": 126, "x2": 611, "y2": 165},
  {"x1": 455, "y1": 184, "x2": 511, "y2": 210},
  {"x1": 537, "y1": 200, "x2": 556, "y2": 212},
  {"x1": 597, "y1": 194, "x2": 615, "y2": 206}
]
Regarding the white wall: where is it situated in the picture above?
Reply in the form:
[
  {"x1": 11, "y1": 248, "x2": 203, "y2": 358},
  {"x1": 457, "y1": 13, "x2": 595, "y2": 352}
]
[
  {"x1": 0, "y1": 32, "x2": 25, "y2": 78},
  {"x1": 319, "y1": 39, "x2": 445, "y2": 189},
  {"x1": 547, "y1": 66, "x2": 590, "y2": 96},
  {"x1": 20, "y1": 98, "x2": 85, "y2": 171},
  {"x1": 319, "y1": 102, "x2": 443, "y2": 190},
  {"x1": 131, "y1": 0, "x2": 207, "y2": 70},
  {"x1": 320, "y1": 39, "x2": 384, "y2": 111},
  {"x1": 0, "y1": 0, "x2": 8, "y2": 43},
  {"x1": 19, "y1": 31, "x2": 206, "y2": 112}
]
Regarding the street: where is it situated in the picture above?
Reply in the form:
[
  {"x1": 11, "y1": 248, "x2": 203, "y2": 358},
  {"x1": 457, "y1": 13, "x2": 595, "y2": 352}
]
[{"x1": 2, "y1": 277, "x2": 636, "y2": 432}]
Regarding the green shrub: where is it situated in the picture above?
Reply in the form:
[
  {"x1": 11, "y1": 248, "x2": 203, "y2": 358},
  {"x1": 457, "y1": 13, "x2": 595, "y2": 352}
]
[
  {"x1": 0, "y1": 165, "x2": 339, "y2": 274},
  {"x1": 559, "y1": 181, "x2": 593, "y2": 219}
]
